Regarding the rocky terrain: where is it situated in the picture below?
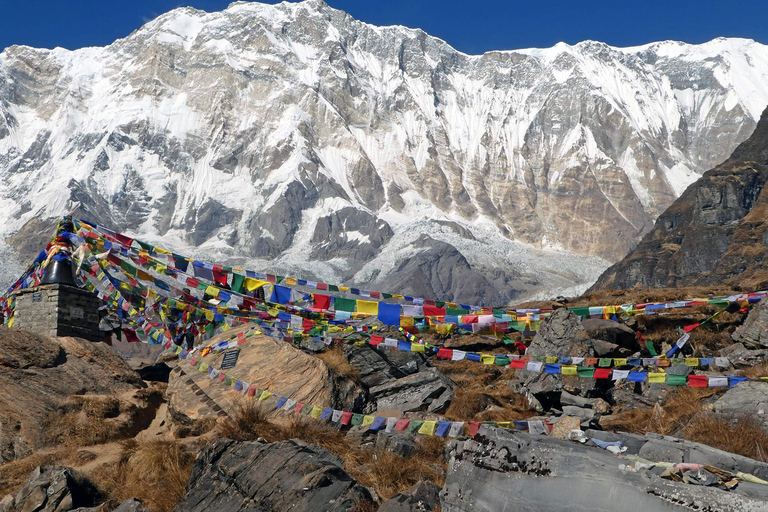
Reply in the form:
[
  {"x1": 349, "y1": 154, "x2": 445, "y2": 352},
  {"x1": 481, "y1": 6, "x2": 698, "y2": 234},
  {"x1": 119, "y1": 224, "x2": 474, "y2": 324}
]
[
  {"x1": 3, "y1": 1, "x2": 768, "y2": 301},
  {"x1": 591, "y1": 104, "x2": 768, "y2": 291},
  {"x1": 3, "y1": 287, "x2": 768, "y2": 511}
]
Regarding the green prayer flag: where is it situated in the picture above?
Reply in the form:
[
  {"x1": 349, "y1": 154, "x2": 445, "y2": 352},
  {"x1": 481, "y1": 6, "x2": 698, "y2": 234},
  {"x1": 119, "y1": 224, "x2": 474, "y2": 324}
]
[
  {"x1": 350, "y1": 413, "x2": 364, "y2": 426},
  {"x1": 301, "y1": 403, "x2": 313, "y2": 415},
  {"x1": 334, "y1": 297, "x2": 356, "y2": 312},
  {"x1": 446, "y1": 307, "x2": 469, "y2": 316},
  {"x1": 120, "y1": 260, "x2": 137, "y2": 277},
  {"x1": 577, "y1": 366, "x2": 595, "y2": 378},
  {"x1": 646, "y1": 339, "x2": 658, "y2": 356},
  {"x1": 570, "y1": 307, "x2": 590, "y2": 318},
  {"x1": 598, "y1": 358, "x2": 612, "y2": 368},
  {"x1": 495, "y1": 355, "x2": 511, "y2": 366},
  {"x1": 231, "y1": 274, "x2": 245, "y2": 294},
  {"x1": 328, "y1": 285, "x2": 339, "y2": 292},
  {"x1": 137, "y1": 240, "x2": 154, "y2": 251},
  {"x1": 667, "y1": 374, "x2": 687, "y2": 386},
  {"x1": 407, "y1": 420, "x2": 424, "y2": 433},
  {"x1": 435, "y1": 301, "x2": 445, "y2": 308}
]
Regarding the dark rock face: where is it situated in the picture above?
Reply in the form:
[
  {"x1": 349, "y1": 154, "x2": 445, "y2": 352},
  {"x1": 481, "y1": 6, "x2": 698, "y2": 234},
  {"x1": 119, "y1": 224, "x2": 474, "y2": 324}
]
[
  {"x1": 441, "y1": 427, "x2": 768, "y2": 512},
  {"x1": 732, "y1": 300, "x2": 768, "y2": 348},
  {"x1": 378, "y1": 481, "x2": 441, "y2": 512},
  {"x1": 173, "y1": 438, "x2": 375, "y2": 512},
  {"x1": 592, "y1": 106, "x2": 768, "y2": 291},
  {"x1": 343, "y1": 344, "x2": 455, "y2": 414},
  {"x1": 0, "y1": 466, "x2": 102, "y2": 512}
]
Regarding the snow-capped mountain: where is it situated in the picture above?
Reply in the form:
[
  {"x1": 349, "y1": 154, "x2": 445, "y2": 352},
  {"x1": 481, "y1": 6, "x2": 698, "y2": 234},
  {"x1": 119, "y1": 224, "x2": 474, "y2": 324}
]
[{"x1": 2, "y1": 0, "x2": 768, "y2": 304}]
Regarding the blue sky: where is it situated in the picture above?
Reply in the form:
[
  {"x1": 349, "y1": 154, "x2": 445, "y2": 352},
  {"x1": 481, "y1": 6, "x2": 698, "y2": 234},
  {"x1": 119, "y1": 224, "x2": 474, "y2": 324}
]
[{"x1": 0, "y1": 0, "x2": 766, "y2": 54}]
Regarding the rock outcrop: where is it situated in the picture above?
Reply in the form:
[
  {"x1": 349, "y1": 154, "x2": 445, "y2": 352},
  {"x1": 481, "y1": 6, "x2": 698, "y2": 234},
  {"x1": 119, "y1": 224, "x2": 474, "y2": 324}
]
[
  {"x1": 592, "y1": 106, "x2": 768, "y2": 291},
  {"x1": 441, "y1": 426, "x2": 768, "y2": 512},
  {"x1": 173, "y1": 438, "x2": 375, "y2": 512},
  {"x1": 733, "y1": 300, "x2": 768, "y2": 348},
  {"x1": 378, "y1": 481, "x2": 441, "y2": 512},
  {"x1": 166, "y1": 326, "x2": 366, "y2": 424},
  {"x1": 343, "y1": 344, "x2": 455, "y2": 415},
  {"x1": 0, "y1": 326, "x2": 145, "y2": 463},
  {"x1": 0, "y1": 466, "x2": 102, "y2": 512}
]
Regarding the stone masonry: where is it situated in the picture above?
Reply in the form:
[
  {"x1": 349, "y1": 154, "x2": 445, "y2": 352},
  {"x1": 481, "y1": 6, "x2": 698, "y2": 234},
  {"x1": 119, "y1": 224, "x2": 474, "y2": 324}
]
[{"x1": 13, "y1": 284, "x2": 102, "y2": 342}]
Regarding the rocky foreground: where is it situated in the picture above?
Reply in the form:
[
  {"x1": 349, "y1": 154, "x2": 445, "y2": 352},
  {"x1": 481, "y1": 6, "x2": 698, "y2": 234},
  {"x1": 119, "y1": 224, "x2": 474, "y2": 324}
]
[{"x1": 3, "y1": 294, "x2": 768, "y2": 511}]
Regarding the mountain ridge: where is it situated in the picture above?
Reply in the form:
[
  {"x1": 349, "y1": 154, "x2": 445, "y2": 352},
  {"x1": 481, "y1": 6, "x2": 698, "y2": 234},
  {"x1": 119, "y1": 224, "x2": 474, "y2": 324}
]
[{"x1": 2, "y1": 0, "x2": 768, "y2": 303}]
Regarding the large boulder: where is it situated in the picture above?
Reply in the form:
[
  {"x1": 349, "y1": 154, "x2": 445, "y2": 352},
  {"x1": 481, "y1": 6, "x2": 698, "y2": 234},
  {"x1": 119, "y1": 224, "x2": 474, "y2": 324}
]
[
  {"x1": 714, "y1": 382, "x2": 768, "y2": 420},
  {"x1": 733, "y1": 301, "x2": 768, "y2": 349},
  {"x1": 0, "y1": 326, "x2": 145, "y2": 463},
  {"x1": 441, "y1": 427, "x2": 768, "y2": 512},
  {"x1": 367, "y1": 367, "x2": 455, "y2": 414},
  {"x1": 526, "y1": 309, "x2": 588, "y2": 357},
  {"x1": 0, "y1": 466, "x2": 102, "y2": 512},
  {"x1": 343, "y1": 344, "x2": 455, "y2": 414},
  {"x1": 173, "y1": 438, "x2": 375, "y2": 512},
  {"x1": 166, "y1": 326, "x2": 366, "y2": 424},
  {"x1": 378, "y1": 481, "x2": 441, "y2": 512}
]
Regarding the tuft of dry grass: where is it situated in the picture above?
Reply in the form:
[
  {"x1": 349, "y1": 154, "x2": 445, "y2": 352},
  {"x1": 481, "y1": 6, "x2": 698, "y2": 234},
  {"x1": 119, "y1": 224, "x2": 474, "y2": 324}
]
[
  {"x1": 434, "y1": 359, "x2": 516, "y2": 388},
  {"x1": 737, "y1": 361, "x2": 768, "y2": 379},
  {"x1": 317, "y1": 347, "x2": 360, "y2": 381},
  {"x1": 218, "y1": 401, "x2": 283, "y2": 441},
  {"x1": 91, "y1": 440, "x2": 195, "y2": 512},
  {"x1": 685, "y1": 413, "x2": 768, "y2": 461},
  {"x1": 344, "y1": 449, "x2": 445, "y2": 501},
  {"x1": 42, "y1": 410, "x2": 120, "y2": 447},
  {"x1": 602, "y1": 387, "x2": 719, "y2": 436},
  {"x1": 444, "y1": 386, "x2": 534, "y2": 423}
]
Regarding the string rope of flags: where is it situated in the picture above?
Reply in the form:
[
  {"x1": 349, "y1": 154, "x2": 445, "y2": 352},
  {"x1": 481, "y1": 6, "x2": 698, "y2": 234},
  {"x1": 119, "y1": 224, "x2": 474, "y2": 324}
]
[{"x1": 0, "y1": 216, "x2": 764, "y2": 389}]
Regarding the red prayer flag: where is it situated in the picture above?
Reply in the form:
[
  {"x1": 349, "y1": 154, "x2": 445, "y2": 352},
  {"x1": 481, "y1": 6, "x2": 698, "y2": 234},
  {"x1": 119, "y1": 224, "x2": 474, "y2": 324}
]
[
  {"x1": 186, "y1": 276, "x2": 199, "y2": 288},
  {"x1": 316, "y1": 282, "x2": 328, "y2": 290},
  {"x1": 295, "y1": 402, "x2": 304, "y2": 414},
  {"x1": 437, "y1": 348, "x2": 453, "y2": 359},
  {"x1": 684, "y1": 323, "x2": 700, "y2": 333},
  {"x1": 123, "y1": 329, "x2": 140, "y2": 343},
  {"x1": 688, "y1": 375, "x2": 708, "y2": 388},
  {"x1": 510, "y1": 359, "x2": 526, "y2": 369},
  {"x1": 594, "y1": 368, "x2": 612, "y2": 379},
  {"x1": 340, "y1": 411, "x2": 353, "y2": 425},
  {"x1": 313, "y1": 294, "x2": 331, "y2": 310},
  {"x1": 468, "y1": 422, "x2": 481, "y2": 436},
  {"x1": 423, "y1": 305, "x2": 446, "y2": 317},
  {"x1": 369, "y1": 335, "x2": 384, "y2": 346},
  {"x1": 394, "y1": 419, "x2": 410, "y2": 431},
  {"x1": 213, "y1": 270, "x2": 227, "y2": 287},
  {"x1": 246, "y1": 386, "x2": 257, "y2": 397},
  {"x1": 218, "y1": 373, "x2": 226, "y2": 382}
]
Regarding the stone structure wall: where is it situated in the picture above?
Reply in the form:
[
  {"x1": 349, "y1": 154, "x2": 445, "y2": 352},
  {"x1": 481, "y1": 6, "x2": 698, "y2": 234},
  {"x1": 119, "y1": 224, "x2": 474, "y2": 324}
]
[{"x1": 14, "y1": 284, "x2": 101, "y2": 342}]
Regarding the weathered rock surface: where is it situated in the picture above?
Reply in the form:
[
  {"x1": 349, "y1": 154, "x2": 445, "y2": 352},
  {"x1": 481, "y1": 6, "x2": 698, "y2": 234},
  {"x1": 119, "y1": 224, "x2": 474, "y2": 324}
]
[
  {"x1": 378, "y1": 481, "x2": 441, "y2": 512},
  {"x1": 733, "y1": 300, "x2": 768, "y2": 348},
  {"x1": 441, "y1": 427, "x2": 768, "y2": 512},
  {"x1": 166, "y1": 325, "x2": 366, "y2": 424},
  {"x1": 714, "y1": 382, "x2": 768, "y2": 418},
  {"x1": 0, "y1": 466, "x2": 102, "y2": 512},
  {"x1": 525, "y1": 309, "x2": 587, "y2": 357},
  {"x1": 111, "y1": 499, "x2": 149, "y2": 512},
  {"x1": 0, "y1": 326, "x2": 144, "y2": 463},
  {"x1": 342, "y1": 344, "x2": 455, "y2": 414},
  {"x1": 368, "y1": 367, "x2": 455, "y2": 414},
  {"x1": 592, "y1": 106, "x2": 768, "y2": 291},
  {"x1": 173, "y1": 438, "x2": 375, "y2": 512}
]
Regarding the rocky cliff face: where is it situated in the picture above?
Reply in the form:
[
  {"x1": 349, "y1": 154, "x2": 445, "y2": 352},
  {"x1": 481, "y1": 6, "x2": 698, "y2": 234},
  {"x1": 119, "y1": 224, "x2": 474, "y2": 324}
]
[
  {"x1": 591, "y1": 106, "x2": 768, "y2": 291},
  {"x1": 2, "y1": 0, "x2": 768, "y2": 302}
]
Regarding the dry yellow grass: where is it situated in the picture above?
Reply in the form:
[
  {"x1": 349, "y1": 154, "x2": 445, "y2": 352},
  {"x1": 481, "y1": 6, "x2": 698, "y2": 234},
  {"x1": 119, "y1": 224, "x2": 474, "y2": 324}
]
[
  {"x1": 317, "y1": 346, "x2": 361, "y2": 381},
  {"x1": 602, "y1": 387, "x2": 719, "y2": 436},
  {"x1": 91, "y1": 440, "x2": 195, "y2": 512},
  {"x1": 684, "y1": 413, "x2": 768, "y2": 461}
]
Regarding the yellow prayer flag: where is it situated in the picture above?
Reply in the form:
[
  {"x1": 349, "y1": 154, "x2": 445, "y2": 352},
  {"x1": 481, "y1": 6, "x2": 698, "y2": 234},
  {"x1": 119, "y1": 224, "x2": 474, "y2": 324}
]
[
  {"x1": 155, "y1": 263, "x2": 166, "y2": 273},
  {"x1": 411, "y1": 343, "x2": 426, "y2": 353},
  {"x1": 7, "y1": 316, "x2": 14, "y2": 328},
  {"x1": 496, "y1": 421, "x2": 511, "y2": 428},
  {"x1": 199, "y1": 363, "x2": 209, "y2": 372},
  {"x1": 357, "y1": 300, "x2": 379, "y2": 315},
  {"x1": 481, "y1": 354, "x2": 495, "y2": 365},
  {"x1": 258, "y1": 391, "x2": 272, "y2": 401},
  {"x1": 545, "y1": 356, "x2": 558, "y2": 364},
  {"x1": 221, "y1": 323, "x2": 230, "y2": 332},
  {"x1": 362, "y1": 415, "x2": 375, "y2": 427},
  {"x1": 310, "y1": 406, "x2": 323, "y2": 419},
  {"x1": 137, "y1": 269, "x2": 153, "y2": 282},
  {"x1": 286, "y1": 277, "x2": 297, "y2": 285},
  {"x1": 685, "y1": 358, "x2": 700, "y2": 367},
  {"x1": 155, "y1": 246, "x2": 171, "y2": 254},
  {"x1": 339, "y1": 286, "x2": 349, "y2": 292},
  {"x1": 614, "y1": 358, "x2": 628, "y2": 367},
  {"x1": 204, "y1": 310, "x2": 215, "y2": 321},
  {"x1": 204, "y1": 285, "x2": 219, "y2": 298},
  {"x1": 244, "y1": 278, "x2": 269, "y2": 292},
  {"x1": 561, "y1": 365, "x2": 578, "y2": 376},
  {"x1": 418, "y1": 421, "x2": 437, "y2": 436},
  {"x1": 648, "y1": 373, "x2": 667, "y2": 384},
  {"x1": 392, "y1": 294, "x2": 404, "y2": 299},
  {"x1": 400, "y1": 317, "x2": 415, "y2": 327}
]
